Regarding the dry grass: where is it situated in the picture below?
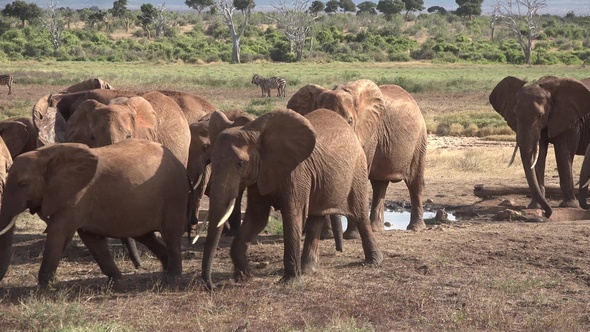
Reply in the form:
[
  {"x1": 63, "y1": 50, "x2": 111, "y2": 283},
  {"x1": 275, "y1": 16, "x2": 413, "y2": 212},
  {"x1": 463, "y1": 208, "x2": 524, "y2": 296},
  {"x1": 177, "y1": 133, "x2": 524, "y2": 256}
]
[{"x1": 2, "y1": 68, "x2": 590, "y2": 331}]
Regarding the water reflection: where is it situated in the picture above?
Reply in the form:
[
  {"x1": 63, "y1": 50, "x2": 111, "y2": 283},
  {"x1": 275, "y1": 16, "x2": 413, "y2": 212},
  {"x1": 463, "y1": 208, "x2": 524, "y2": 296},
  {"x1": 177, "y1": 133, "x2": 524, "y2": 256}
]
[{"x1": 342, "y1": 210, "x2": 457, "y2": 231}]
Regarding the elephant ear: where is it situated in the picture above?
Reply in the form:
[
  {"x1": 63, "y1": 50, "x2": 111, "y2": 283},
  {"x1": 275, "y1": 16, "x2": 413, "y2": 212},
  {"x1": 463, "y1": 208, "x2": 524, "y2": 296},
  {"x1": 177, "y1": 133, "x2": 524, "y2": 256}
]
[
  {"x1": 287, "y1": 84, "x2": 329, "y2": 116},
  {"x1": 32, "y1": 94, "x2": 68, "y2": 146},
  {"x1": 244, "y1": 109, "x2": 316, "y2": 196},
  {"x1": 541, "y1": 78, "x2": 590, "y2": 138},
  {"x1": 0, "y1": 121, "x2": 28, "y2": 158},
  {"x1": 224, "y1": 109, "x2": 256, "y2": 127},
  {"x1": 209, "y1": 110, "x2": 234, "y2": 146},
  {"x1": 489, "y1": 76, "x2": 527, "y2": 132},
  {"x1": 339, "y1": 79, "x2": 385, "y2": 145},
  {"x1": 39, "y1": 143, "x2": 99, "y2": 218},
  {"x1": 121, "y1": 97, "x2": 158, "y2": 141}
]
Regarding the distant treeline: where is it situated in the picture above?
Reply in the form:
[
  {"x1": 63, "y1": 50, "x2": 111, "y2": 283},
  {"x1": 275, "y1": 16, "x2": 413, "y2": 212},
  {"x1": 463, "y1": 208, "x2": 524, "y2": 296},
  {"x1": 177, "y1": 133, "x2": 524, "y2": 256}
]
[{"x1": 0, "y1": 8, "x2": 589, "y2": 64}]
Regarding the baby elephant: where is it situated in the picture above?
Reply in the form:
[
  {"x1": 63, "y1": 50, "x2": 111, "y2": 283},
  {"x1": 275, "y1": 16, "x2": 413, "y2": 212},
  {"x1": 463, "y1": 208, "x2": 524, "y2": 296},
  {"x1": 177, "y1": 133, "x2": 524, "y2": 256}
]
[{"x1": 0, "y1": 139, "x2": 189, "y2": 288}]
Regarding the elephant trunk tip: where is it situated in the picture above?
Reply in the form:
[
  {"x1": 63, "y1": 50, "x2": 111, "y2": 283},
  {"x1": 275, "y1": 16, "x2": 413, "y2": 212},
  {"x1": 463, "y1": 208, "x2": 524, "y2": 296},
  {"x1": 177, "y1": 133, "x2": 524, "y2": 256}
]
[{"x1": 544, "y1": 207, "x2": 553, "y2": 218}]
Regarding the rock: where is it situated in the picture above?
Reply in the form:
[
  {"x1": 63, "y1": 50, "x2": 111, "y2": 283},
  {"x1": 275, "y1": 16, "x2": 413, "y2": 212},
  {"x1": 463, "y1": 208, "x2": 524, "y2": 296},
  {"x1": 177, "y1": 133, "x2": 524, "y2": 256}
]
[
  {"x1": 495, "y1": 209, "x2": 523, "y2": 221},
  {"x1": 384, "y1": 221, "x2": 392, "y2": 228},
  {"x1": 435, "y1": 209, "x2": 448, "y2": 222},
  {"x1": 499, "y1": 199, "x2": 515, "y2": 207},
  {"x1": 426, "y1": 198, "x2": 434, "y2": 204}
]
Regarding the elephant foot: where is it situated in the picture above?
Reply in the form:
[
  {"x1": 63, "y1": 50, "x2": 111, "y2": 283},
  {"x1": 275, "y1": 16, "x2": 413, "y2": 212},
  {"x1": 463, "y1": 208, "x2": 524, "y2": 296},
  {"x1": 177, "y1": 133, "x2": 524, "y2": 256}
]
[
  {"x1": 278, "y1": 274, "x2": 299, "y2": 284},
  {"x1": 559, "y1": 199, "x2": 579, "y2": 208},
  {"x1": 343, "y1": 229, "x2": 360, "y2": 240},
  {"x1": 406, "y1": 220, "x2": 426, "y2": 231},
  {"x1": 365, "y1": 250, "x2": 384, "y2": 266},
  {"x1": 233, "y1": 269, "x2": 252, "y2": 283}
]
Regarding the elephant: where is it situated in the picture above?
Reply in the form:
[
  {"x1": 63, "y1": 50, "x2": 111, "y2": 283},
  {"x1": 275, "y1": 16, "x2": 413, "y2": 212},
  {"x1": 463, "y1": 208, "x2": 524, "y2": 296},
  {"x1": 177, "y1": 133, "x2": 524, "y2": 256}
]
[
  {"x1": 0, "y1": 139, "x2": 190, "y2": 288},
  {"x1": 61, "y1": 78, "x2": 115, "y2": 93},
  {"x1": 489, "y1": 76, "x2": 590, "y2": 217},
  {"x1": 188, "y1": 109, "x2": 255, "y2": 237},
  {"x1": 287, "y1": 79, "x2": 428, "y2": 235},
  {"x1": 201, "y1": 108, "x2": 383, "y2": 289},
  {"x1": 32, "y1": 88, "x2": 216, "y2": 146},
  {"x1": 0, "y1": 118, "x2": 37, "y2": 198}
]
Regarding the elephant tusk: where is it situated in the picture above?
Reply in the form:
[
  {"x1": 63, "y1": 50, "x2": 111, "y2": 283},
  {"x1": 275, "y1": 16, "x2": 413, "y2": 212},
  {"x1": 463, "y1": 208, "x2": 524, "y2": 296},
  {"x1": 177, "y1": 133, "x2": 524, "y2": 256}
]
[
  {"x1": 192, "y1": 174, "x2": 203, "y2": 191},
  {"x1": 507, "y1": 144, "x2": 518, "y2": 168},
  {"x1": 531, "y1": 143, "x2": 539, "y2": 170},
  {"x1": 0, "y1": 218, "x2": 16, "y2": 236},
  {"x1": 217, "y1": 198, "x2": 236, "y2": 228},
  {"x1": 193, "y1": 211, "x2": 209, "y2": 244},
  {"x1": 581, "y1": 178, "x2": 590, "y2": 189}
]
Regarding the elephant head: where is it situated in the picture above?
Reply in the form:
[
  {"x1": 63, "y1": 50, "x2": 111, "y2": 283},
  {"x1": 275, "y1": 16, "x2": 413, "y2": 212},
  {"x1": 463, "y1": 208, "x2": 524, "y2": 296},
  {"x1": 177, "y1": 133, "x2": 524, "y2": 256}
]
[
  {"x1": 201, "y1": 109, "x2": 316, "y2": 288},
  {"x1": 0, "y1": 144, "x2": 98, "y2": 282},
  {"x1": 0, "y1": 120, "x2": 29, "y2": 198},
  {"x1": 61, "y1": 78, "x2": 115, "y2": 93},
  {"x1": 65, "y1": 97, "x2": 158, "y2": 147},
  {"x1": 287, "y1": 79, "x2": 385, "y2": 145},
  {"x1": 490, "y1": 76, "x2": 590, "y2": 217}
]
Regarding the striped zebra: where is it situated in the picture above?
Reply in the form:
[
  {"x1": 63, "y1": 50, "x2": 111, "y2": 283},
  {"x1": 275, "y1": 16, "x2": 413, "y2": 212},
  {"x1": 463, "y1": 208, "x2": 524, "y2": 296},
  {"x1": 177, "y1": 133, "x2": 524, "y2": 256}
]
[
  {"x1": 251, "y1": 74, "x2": 286, "y2": 98},
  {"x1": 0, "y1": 74, "x2": 13, "y2": 95}
]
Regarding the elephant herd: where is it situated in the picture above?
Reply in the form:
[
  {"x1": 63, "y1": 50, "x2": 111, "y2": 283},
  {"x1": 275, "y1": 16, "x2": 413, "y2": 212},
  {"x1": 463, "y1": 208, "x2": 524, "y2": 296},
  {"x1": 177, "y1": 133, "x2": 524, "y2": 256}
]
[{"x1": 0, "y1": 74, "x2": 588, "y2": 291}]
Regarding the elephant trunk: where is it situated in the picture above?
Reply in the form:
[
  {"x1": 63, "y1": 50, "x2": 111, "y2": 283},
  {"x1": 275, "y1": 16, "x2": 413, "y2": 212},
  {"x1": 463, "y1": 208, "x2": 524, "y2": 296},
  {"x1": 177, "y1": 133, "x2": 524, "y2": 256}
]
[
  {"x1": 201, "y1": 180, "x2": 238, "y2": 289},
  {"x1": 520, "y1": 145, "x2": 552, "y2": 217}
]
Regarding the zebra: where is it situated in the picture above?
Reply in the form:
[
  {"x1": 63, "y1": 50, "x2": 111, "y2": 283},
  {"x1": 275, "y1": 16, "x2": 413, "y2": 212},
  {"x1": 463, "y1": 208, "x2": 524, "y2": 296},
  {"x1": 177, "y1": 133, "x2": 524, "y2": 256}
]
[
  {"x1": 0, "y1": 74, "x2": 13, "y2": 95},
  {"x1": 251, "y1": 74, "x2": 286, "y2": 98}
]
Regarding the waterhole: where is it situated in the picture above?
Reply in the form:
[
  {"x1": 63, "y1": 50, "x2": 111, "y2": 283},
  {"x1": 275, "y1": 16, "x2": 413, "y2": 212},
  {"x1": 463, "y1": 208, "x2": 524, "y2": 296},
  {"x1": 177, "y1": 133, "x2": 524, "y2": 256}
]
[{"x1": 342, "y1": 210, "x2": 457, "y2": 231}]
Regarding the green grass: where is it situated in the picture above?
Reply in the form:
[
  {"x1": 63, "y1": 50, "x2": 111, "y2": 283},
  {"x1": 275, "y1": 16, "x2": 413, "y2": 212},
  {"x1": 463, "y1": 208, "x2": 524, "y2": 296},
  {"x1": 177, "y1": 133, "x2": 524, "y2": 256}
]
[{"x1": 4, "y1": 61, "x2": 589, "y2": 94}]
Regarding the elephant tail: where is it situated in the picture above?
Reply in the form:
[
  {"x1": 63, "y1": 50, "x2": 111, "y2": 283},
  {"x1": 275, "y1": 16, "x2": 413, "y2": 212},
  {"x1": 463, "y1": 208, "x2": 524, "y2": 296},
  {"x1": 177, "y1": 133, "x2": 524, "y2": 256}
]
[{"x1": 186, "y1": 173, "x2": 198, "y2": 245}]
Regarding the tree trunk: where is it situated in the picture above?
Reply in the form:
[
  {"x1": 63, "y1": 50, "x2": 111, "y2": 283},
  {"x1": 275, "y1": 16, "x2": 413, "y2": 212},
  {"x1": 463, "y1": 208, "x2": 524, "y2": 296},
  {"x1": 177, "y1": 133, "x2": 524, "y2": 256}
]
[{"x1": 231, "y1": 37, "x2": 241, "y2": 63}]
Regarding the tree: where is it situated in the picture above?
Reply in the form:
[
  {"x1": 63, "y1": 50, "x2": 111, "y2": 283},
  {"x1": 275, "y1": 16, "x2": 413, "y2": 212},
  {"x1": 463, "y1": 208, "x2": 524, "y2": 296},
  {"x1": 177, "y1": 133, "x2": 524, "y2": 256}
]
[
  {"x1": 325, "y1": 0, "x2": 340, "y2": 13},
  {"x1": 308, "y1": 0, "x2": 325, "y2": 16},
  {"x1": 357, "y1": 1, "x2": 377, "y2": 15},
  {"x1": 401, "y1": 0, "x2": 424, "y2": 21},
  {"x1": 456, "y1": 0, "x2": 483, "y2": 20},
  {"x1": 58, "y1": 7, "x2": 75, "y2": 29},
  {"x1": 45, "y1": 0, "x2": 65, "y2": 56},
  {"x1": 269, "y1": 0, "x2": 315, "y2": 61},
  {"x1": 339, "y1": 0, "x2": 356, "y2": 13},
  {"x1": 214, "y1": 0, "x2": 255, "y2": 63},
  {"x1": 493, "y1": 0, "x2": 546, "y2": 65},
  {"x1": 185, "y1": 0, "x2": 215, "y2": 13},
  {"x1": 111, "y1": 0, "x2": 133, "y2": 32},
  {"x1": 377, "y1": 0, "x2": 404, "y2": 21},
  {"x1": 426, "y1": 6, "x2": 447, "y2": 15},
  {"x1": 2, "y1": 0, "x2": 43, "y2": 27},
  {"x1": 138, "y1": 3, "x2": 156, "y2": 38}
]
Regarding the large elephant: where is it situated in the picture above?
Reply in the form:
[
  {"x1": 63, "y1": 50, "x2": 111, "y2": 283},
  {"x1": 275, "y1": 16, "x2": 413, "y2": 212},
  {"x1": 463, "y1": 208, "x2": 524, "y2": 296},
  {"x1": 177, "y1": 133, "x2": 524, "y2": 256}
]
[
  {"x1": 287, "y1": 80, "x2": 428, "y2": 234},
  {"x1": 489, "y1": 76, "x2": 590, "y2": 217},
  {"x1": 0, "y1": 139, "x2": 189, "y2": 288},
  {"x1": 188, "y1": 110, "x2": 254, "y2": 236},
  {"x1": 201, "y1": 109, "x2": 383, "y2": 289}
]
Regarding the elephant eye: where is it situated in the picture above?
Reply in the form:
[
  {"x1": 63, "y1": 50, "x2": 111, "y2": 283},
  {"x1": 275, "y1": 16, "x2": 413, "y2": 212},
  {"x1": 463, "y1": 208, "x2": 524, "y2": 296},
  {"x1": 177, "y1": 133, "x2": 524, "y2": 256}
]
[
  {"x1": 202, "y1": 143, "x2": 211, "y2": 152},
  {"x1": 90, "y1": 135, "x2": 96, "y2": 141},
  {"x1": 347, "y1": 117, "x2": 353, "y2": 124},
  {"x1": 237, "y1": 160, "x2": 244, "y2": 169},
  {"x1": 17, "y1": 180, "x2": 27, "y2": 188},
  {"x1": 126, "y1": 134, "x2": 132, "y2": 139}
]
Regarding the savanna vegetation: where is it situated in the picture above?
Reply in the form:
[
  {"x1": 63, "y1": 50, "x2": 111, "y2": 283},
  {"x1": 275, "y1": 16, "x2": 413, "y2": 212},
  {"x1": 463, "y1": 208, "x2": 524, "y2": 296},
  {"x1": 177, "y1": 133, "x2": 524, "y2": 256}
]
[{"x1": 0, "y1": 0, "x2": 589, "y2": 65}]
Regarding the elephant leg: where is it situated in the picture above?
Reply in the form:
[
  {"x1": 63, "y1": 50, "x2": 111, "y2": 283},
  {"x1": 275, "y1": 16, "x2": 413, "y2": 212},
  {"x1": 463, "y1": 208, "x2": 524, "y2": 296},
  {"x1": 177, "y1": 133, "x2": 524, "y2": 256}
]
[
  {"x1": 223, "y1": 190, "x2": 243, "y2": 237},
  {"x1": 230, "y1": 197, "x2": 271, "y2": 282},
  {"x1": 320, "y1": 217, "x2": 333, "y2": 240},
  {"x1": 133, "y1": 233, "x2": 168, "y2": 271},
  {"x1": 159, "y1": 231, "x2": 182, "y2": 280},
  {"x1": 528, "y1": 140, "x2": 548, "y2": 209},
  {"x1": 330, "y1": 215, "x2": 343, "y2": 252},
  {"x1": 349, "y1": 215, "x2": 383, "y2": 266},
  {"x1": 555, "y1": 143, "x2": 579, "y2": 208},
  {"x1": 120, "y1": 238, "x2": 142, "y2": 269},
  {"x1": 279, "y1": 208, "x2": 304, "y2": 283},
  {"x1": 406, "y1": 178, "x2": 425, "y2": 231},
  {"x1": 78, "y1": 230, "x2": 123, "y2": 281},
  {"x1": 38, "y1": 226, "x2": 76, "y2": 288},
  {"x1": 301, "y1": 216, "x2": 324, "y2": 274},
  {"x1": 369, "y1": 179, "x2": 389, "y2": 233}
]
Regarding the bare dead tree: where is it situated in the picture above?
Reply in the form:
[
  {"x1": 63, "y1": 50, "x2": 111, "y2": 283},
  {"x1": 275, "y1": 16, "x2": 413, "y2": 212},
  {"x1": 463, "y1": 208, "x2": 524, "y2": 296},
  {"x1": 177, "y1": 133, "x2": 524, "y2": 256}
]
[
  {"x1": 44, "y1": 0, "x2": 65, "y2": 56},
  {"x1": 268, "y1": 0, "x2": 315, "y2": 61},
  {"x1": 493, "y1": 0, "x2": 546, "y2": 65},
  {"x1": 214, "y1": 0, "x2": 254, "y2": 63},
  {"x1": 153, "y1": 4, "x2": 168, "y2": 38}
]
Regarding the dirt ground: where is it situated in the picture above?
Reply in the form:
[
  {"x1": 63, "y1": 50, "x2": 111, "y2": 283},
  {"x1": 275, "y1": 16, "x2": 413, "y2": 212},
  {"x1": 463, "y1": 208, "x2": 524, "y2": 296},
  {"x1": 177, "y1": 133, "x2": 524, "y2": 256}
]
[{"x1": 0, "y1": 84, "x2": 589, "y2": 331}]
